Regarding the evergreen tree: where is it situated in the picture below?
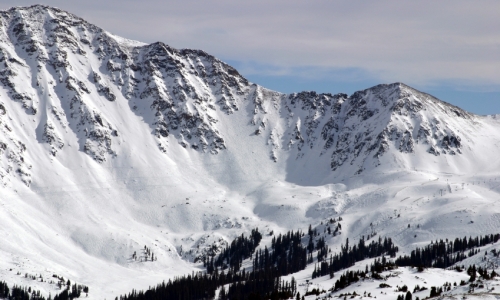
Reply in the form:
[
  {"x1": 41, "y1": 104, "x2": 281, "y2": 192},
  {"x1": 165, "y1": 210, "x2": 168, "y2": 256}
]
[{"x1": 405, "y1": 291, "x2": 412, "y2": 300}]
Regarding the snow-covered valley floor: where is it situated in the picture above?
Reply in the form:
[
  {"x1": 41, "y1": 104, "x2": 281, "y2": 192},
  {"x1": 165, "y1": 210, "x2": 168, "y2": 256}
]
[{"x1": 3, "y1": 167, "x2": 500, "y2": 299}]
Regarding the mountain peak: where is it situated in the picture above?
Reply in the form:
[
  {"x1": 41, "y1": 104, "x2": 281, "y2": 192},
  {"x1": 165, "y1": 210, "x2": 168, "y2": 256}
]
[
  {"x1": 0, "y1": 4, "x2": 487, "y2": 190},
  {"x1": 350, "y1": 82, "x2": 473, "y2": 120}
]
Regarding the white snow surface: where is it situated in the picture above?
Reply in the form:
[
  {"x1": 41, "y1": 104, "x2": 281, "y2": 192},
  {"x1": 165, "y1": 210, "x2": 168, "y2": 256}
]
[{"x1": 1, "y1": 4, "x2": 500, "y2": 300}]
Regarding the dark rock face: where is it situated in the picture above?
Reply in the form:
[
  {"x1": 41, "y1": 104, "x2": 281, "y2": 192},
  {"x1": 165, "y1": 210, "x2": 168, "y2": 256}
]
[
  {"x1": 42, "y1": 121, "x2": 64, "y2": 156},
  {"x1": 281, "y1": 83, "x2": 475, "y2": 173}
]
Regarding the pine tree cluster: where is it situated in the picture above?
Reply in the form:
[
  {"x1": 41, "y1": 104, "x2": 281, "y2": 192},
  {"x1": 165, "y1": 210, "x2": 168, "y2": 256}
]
[
  {"x1": 0, "y1": 281, "x2": 43, "y2": 300},
  {"x1": 313, "y1": 236, "x2": 398, "y2": 278},
  {"x1": 0, "y1": 281, "x2": 88, "y2": 300},
  {"x1": 118, "y1": 228, "x2": 306, "y2": 300},
  {"x1": 207, "y1": 228, "x2": 262, "y2": 273},
  {"x1": 221, "y1": 272, "x2": 296, "y2": 300},
  {"x1": 395, "y1": 234, "x2": 500, "y2": 268},
  {"x1": 466, "y1": 265, "x2": 497, "y2": 282},
  {"x1": 253, "y1": 230, "x2": 308, "y2": 276},
  {"x1": 332, "y1": 270, "x2": 366, "y2": 291}
]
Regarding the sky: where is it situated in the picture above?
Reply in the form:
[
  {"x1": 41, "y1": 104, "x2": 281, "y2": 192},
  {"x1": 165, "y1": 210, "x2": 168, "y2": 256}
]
[{"x1": 1, "y1": 1, "x2": 499, "y2": 115}]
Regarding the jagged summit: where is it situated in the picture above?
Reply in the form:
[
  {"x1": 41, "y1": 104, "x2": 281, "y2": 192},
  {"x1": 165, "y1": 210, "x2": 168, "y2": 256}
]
[
  {"x1": 0, "y1": 4, "x2": 492, "y2": 189},
  {"x1": 350, "y1": 82, "x2": 471, "y2": 118}
]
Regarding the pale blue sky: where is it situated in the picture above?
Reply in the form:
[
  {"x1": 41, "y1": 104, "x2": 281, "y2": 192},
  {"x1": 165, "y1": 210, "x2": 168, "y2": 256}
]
[{"x1": 1, "y1": 1, "x2": 499, "y2": 115}]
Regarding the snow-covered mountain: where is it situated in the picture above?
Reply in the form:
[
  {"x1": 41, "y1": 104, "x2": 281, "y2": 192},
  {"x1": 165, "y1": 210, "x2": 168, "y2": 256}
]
[{"x1": 2, "y1": 5, "x2": 500, "y2": 300}]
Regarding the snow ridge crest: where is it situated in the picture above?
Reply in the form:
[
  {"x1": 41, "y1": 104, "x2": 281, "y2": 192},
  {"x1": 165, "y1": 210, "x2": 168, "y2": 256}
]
[{"x1": 0, "y1": 5, "x2": 483, "y2": 186}]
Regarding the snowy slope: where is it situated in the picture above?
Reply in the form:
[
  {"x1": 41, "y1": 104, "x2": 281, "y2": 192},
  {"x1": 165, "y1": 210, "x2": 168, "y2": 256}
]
[{"x1": 2, "y1": 5, "x2": 500, "y2": 299}]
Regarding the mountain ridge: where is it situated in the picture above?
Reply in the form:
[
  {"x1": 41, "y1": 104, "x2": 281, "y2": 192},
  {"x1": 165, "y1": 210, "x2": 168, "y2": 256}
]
[{"x1": 0, "y1": 3, "x2": 483, "y2": 187}]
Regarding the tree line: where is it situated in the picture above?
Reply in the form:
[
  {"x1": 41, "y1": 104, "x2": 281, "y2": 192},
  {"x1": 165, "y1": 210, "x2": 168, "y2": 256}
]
[
  {"x1": 207, "y1": 228, "x2": 262, "y2": 273},
  {"x1": 0, "y1": 280, "x2": 88, "y2": 300},
  {"x1": 313, "y1": 236, "x2": 398, "y2": 278},
  {"x1": 117, "y1": 226, "x2": 400, "y2": 299},
  {"x1": 395, "y1": 234, "x2": 500, "y2": 268},
  {"x1": 118, "y1": 228, "x2": 305, "y2": 300},
  {"x1": 253, "y1": 230, "x2": 308, "y2": 276}
]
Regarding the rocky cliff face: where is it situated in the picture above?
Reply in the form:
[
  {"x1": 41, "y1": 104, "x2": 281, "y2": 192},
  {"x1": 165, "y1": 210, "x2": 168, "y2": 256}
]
[{"x1": 0, "y1": 5, "x2": 484, "y2": 187}]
